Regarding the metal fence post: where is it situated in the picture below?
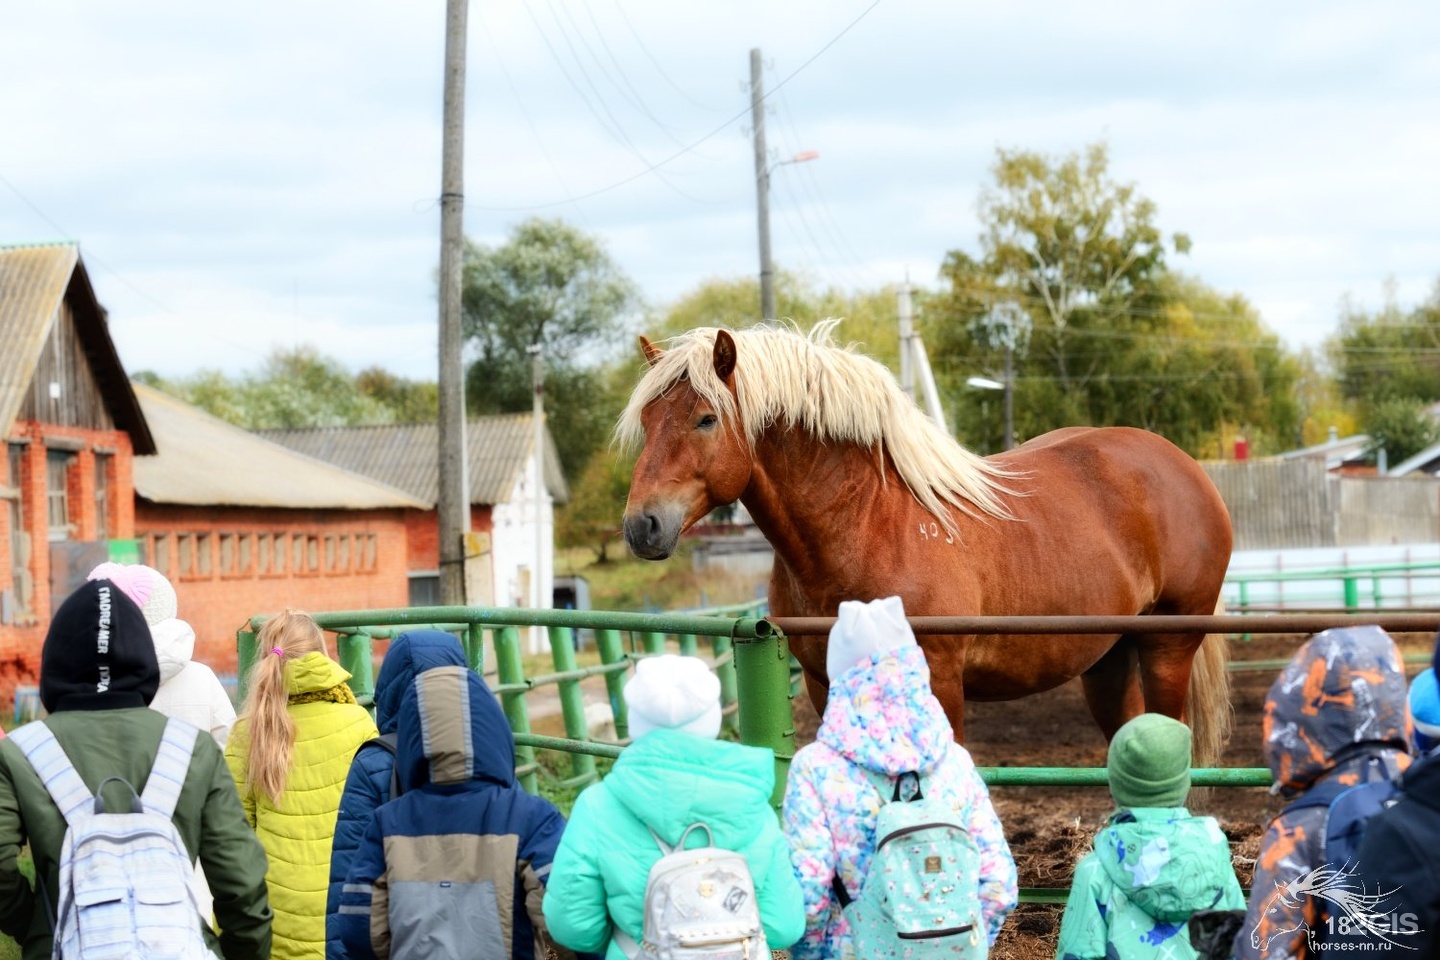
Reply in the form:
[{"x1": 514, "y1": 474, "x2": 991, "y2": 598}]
[
  {"x1": 642, "y1": 631, "x2": 667, "y2": 656},
  {"x1": 466, "y1": 622, "x2": 486, "y2": 674},
  {"x1": 548, "y1": 625, "x2": 598, "y2": 786},
  {"x1": 733, "y1": 622, "x2": 794, "y2": 809},
  {"x1": 711, "y1": 634, "x2": 738, "y2": 732},
  {"x1": 494, "y1": 625, "x2": 539, "y2": 794},
  {"x1": 336, "y1": 631, "x2": 375, "y2": 707},
  {"x1": 595, "y1": 628, "x2": 629, "y2": 741},
  {"x1": 677, "y1": 633, "x2": 698, "y2": 657},
  {"x1": 236, "y1": 625, "x2": 258, "y2": 704}
]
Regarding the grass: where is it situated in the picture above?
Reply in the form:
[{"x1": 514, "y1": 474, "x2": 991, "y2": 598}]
[
  {"x1": 0, "y1": 851, "x2": 32, "y2": 959},
  {"x1": 556, "y1": 541, "x2": 766, "y2": 613}
]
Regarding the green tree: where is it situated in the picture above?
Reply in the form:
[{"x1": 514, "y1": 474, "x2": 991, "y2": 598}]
[
  {"x1": 556, "y1": 450, "x2": 634, "y2": 562},
  {"x1": 462, "y1": 218, "x2": 639, "y2": 478},
  {"x1": 927, "y1": 142, "x2": 1301, "y2": 457},
  {"x1": 1329, "y1": 283, "x2": 1440, "y2": 407},
  {"x1": 1365, "y1": 396, "x2": 1440, "y2": 464},
  {"x1": 355, "y1": 367, "x2": 438, "y2": 423}
]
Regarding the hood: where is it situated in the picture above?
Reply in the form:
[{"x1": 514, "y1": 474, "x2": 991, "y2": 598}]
[
  {"x1": 1263, "y1": 625, "x2": 1411, "y2": 794},
  {"x1": 818, "y1": 645, "x2": 952, "y2": 776},
  {"x1": 395, "y1": 665, "x2": 514, "y2": 791},
  {"x1": 605, "y1": 729, "x2": 775, "y2": 844},
  {"x1": 1094, "y1": 810, "x2": 1236, "y2": 922},
  {"x1": 374, "y1": 630, "x2": 468, "y2": 734},
  {"x1": 150, "y1": 617, "x2": 196, "y2": 683},
  {"x1": 285, "y1": 651, "x2": 353, "y2": 696},
  {"x1": 41, "y1": 579, "x2": 159, "y2": 712}
]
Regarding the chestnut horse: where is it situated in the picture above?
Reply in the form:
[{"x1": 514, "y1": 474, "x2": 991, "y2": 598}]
[{"x1": 618, "y1": 322, "x2": 1233, "y2": 762}]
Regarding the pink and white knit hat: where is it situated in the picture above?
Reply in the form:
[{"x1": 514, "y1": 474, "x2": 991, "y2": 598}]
[{"x1": 86, "y1": 562, "x2": 178, "y2": 627}]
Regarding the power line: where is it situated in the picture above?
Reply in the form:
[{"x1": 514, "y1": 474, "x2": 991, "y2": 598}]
[
  {"x1": 473, "y1": 0, "x2": 883, "y2": 212},
  {"x1": 611, "y1": 0, "x2": 716, "y2": 111}
]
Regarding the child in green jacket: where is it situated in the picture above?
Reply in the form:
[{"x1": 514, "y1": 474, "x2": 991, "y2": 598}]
[{"x1": 1056, "y1": 714, "x2": 1244, "y2": 960}]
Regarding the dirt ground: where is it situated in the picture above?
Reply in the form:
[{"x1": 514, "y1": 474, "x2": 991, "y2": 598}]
[{"x1": 787, "y1": 632, "x2": 1435, "y2": 960}]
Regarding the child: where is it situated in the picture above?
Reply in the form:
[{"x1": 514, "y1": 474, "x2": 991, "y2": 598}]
[
  {"x1": 783, "y1": 596, "x2": 1017, "y2": 959},
  {"x1": 325, "y1": 629, "x2": 468, "y2": 960},
  {"x1": 544, "y1": 654, "x2": 805, "y2": 958},
  {"x1": 1236, "y1": 625, "x2": 1412, "y2": 960},
  {"x1": 1055, "y1": 713, "x2": 1245, "y2": 960},
  {"x1": 87, "y1": 561, "x2": 236, "y2": 747},
  {"x1": 338, "y1": 664, "x2": 571, "y2": 960},
  {"x1": 225, "y1": 610, "x2": 377, "y2": 960}
]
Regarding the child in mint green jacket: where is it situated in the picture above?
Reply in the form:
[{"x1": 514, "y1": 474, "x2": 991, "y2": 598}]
[
  {"x1": 1056, "y1": 714, "x2": 1245, "y2": 960},
  {"x1": 543, "y1": 655, "x2": 805, "y2": 959}
]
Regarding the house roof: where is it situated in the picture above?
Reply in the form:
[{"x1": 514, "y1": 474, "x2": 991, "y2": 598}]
[
  {"x1": 1387, "y1": 440, "x2": 1440, "y2": 477},
  {"x1": 131, "y1": 383, "x2": 427, "y2": 509},
  {"x1": 0, "y1": 242, "x2": 155, "y2": 453},
  {"x1": 258, "y1": 416, "x2": 570, "y2": 506},
  {"x1": 1277, "y1": 432, "x2": 1372, "y2": 471}
]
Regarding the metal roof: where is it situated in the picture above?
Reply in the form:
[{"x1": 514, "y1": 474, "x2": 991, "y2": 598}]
[
  {"x1": 258, "y1": 416, "x2": 570, "y2": 506},
  {"x1": 131, "y1": 383, "x2": 427, "y2": 509},
  {"x1": 0, "y1": 242, "x2": 154, "y2": 452}
]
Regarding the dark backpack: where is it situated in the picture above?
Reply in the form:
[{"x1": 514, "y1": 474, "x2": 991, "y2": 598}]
[{"x1": 359, "y1": 733, "x2": 403, "y2": 801}]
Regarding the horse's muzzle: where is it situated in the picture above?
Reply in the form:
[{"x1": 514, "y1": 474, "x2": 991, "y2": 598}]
[{"x1": 623, "y1": 504, "x2": 685, "y2": 560}]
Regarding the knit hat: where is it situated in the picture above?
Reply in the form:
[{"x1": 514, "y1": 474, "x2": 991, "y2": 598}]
[
  {"x1": 41, "y1": 579, "x2": 160, "y2": 713},
  {"x1": 623, "y1": 654, "x2": 722, "y2": 740},
  {"x1": 1107, "y1": 713, "x2": 1193, "y2": 808},
  {"x1": 826, "y1": 595, "x2": 918, "y2": 680},
  {"x1": 1410, "y1": 669, "x2": 1440, "y2": 754},
  {"x1": 86, "y1": 562, "x2": 178, "y2": 626}
]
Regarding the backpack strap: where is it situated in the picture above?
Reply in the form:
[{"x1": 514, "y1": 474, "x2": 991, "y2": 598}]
[
  {"x1": 8, "y1": 722, "x2": 94, "y2": 826},
  {"x1": 140, "y1": 718, "x2": 201, "y2": 819},
  {"x1": 831, "y1": 769, "x2": 925, "y2": 910},
  {"x1": 359, "y1": 733, "x2": 403, "y2": 800}
]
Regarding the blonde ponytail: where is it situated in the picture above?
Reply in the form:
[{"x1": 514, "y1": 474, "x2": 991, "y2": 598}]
[{"x1": 240, "y1": 609, "x2": 327, "y2": 804}]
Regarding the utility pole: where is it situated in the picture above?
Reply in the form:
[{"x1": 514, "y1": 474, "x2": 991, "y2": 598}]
[
  {"x1": 897, "y1": 279, "x2": 915, "y2": 399},
  {"x1": 529, "y1": 342, "x2": 546, "y2": 652},
  {"x1": 750, "y1": 48, "x2": 775, "y2": 323},
  {"x1": 1002, "y1": 342, "x2": 1014, "y2": 452},
  {"x1": 436, "y1": 0, "x2": 470, "y2": 606}
]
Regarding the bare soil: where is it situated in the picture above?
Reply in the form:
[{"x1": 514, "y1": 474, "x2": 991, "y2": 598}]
[{"x1": 788, "y1": 632, "x2": 1435, "y2": 960}]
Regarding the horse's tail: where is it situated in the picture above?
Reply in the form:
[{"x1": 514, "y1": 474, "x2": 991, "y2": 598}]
[{"x1": 1186, "y1": 598, "x2": 1233, "y2": 767}]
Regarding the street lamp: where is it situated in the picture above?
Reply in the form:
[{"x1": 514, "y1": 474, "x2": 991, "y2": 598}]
[{"x1": 754, "y1": 148, "x2": 819, "y2": 322}]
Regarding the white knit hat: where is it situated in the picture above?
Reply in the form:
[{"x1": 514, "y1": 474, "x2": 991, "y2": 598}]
[
  {"x1": 624, "y1": 654, "x2": 723, "y2": 740},
  {"x1": 826, "y1": 595, "x2": 918, "y2": 680}
]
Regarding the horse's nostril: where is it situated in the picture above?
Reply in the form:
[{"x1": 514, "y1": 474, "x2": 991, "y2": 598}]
[{"x1": 644, "y1": 512, "x2": 660, "y2": 540}]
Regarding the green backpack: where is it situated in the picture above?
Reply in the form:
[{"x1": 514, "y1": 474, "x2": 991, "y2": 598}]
[{"x1": 832, "y1": 771, "x2": 987, "y2": 958}]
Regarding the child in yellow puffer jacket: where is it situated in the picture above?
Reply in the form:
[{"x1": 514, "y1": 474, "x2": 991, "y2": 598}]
[{"x1": 225, "y1": 610, "x2": 377, "y2": 960}]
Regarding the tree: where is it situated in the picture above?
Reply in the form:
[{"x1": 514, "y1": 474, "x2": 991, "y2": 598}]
[
  {"x1": 462, "y1": 218, "x2": 639, "y2": 478},
  {"x1": 1329, "y1": 282, "x2": 1440, "y2": 408},
  {"x1": 356, "y1": 367, "x2": 438, "y2": 423},
  {"x1": 927, "y1": 142, "x2": 1302, "y2": 457},
  {"x1": 1365, "y1": 397, "x2": 1440, "y2": 465},
  {"x1": 555, "y1": 450, "x2": 634, "y2": 562}
]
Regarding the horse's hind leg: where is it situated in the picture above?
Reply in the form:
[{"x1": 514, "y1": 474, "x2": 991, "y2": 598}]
[
  {"x1": 1135, "y1": 634, "x2": 1201, "y2": 723},
  {"x1": 1081, "y1": 638, "x2": 1144, "y2": 741}
]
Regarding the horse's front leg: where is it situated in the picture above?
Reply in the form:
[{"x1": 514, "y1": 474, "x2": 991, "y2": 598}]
[{"x1": 929, "y1": 666, "x2": 967, "y2": 745}]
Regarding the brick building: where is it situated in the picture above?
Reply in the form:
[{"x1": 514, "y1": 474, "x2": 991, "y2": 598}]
[
  {"x1": 130, "y1": 384, "x2": 427, "y2": 674},
  {"x1": 0, "y1": 242, "x2": 156, "y2": 707},
  {"x1": 260, "y1": 419, "x2": 569, "y2": 617}
]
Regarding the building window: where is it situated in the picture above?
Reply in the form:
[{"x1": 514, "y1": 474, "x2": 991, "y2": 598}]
[
  {"x1": 4, "y1": 445, "x2": 33, "y2": 621},
  {"x1": 359, "y1": 534, "x2": 378, "y2": 572},
  {"x1": 150, "y1": 533, "x2": 171, "y2": 576},
  {"x1": 93, "y1": 454, "x2": 111, "y2": 539},
  {"x1": 196, "y1": 533, "x2": 212, "y2": 577},
  {"x1": 219, "y1": 534, "x2": 235, "y2": 575},
  {"x1": 46, "y1": 451, "x2": 73, "y2": 542},
  {"x1": 177, "y1": 533, "x2": 194, "y2": 577},
  {"x1": 409, "y1": 574, "x2": 440, "y2": 607},
  {"x1": 238, "y1": 534, "x2": 253, "y2": 575}
]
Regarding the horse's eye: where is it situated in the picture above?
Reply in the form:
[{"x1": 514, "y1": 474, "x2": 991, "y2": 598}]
[{"x1": 696, "y1": 414, "x2": 718, "y2": 430}]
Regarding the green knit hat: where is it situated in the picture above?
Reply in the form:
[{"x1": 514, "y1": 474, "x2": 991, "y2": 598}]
[{"x1": 1107, "y1": 713, "x2": 1192, "y2": 808}]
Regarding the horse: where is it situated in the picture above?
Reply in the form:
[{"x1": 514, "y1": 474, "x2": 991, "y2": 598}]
[{"x1": 617, "y1": 321, "x2": 1233, "y2": 763}]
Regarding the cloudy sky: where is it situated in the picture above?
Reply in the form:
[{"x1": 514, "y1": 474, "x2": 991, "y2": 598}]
[{"x1": 3, "y1": 1, "x2": 1437, "y2": 381}]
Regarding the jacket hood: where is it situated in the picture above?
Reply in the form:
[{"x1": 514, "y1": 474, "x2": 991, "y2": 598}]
[
  {"x1": 150, "y1": 617, "x2": 196, "y2": 683},
  {"x1": 285, "y1": 651, "x2": 353, "y2": 696},
  {"x1": 1094, "y1": 810, "x2": 1236, "y2": 922},
  {"x1": 818, "y1": 645, "x2": 952, "y2": 775},
  {"x1": 395, "y1": 665, "x2": 514, "y2": 791},
  {"x1": 605, "y1": 729, "x2": 775, "y2": 844},
  {"x1": 1263, "y1": 625, "x2": 1411, "y2": 794},
  {"x1": 373, "y1": 630, "x2": 468, "y2": 734}
]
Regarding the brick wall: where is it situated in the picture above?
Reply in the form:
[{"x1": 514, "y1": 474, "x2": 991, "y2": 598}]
[
  {"x1": 0, "y1": 422, "x2": 135, "y2": 711},
  {"x1": 404, "y1": 504, "x2": 493, "y2": 573},
  {"x1": 134, "y1": 503, "x2": 411, "y2": 676}
]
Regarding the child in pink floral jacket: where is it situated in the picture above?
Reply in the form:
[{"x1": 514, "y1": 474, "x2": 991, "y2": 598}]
[{"x1": 782, "y1": 596, "x2": 1017, "y2": 960}]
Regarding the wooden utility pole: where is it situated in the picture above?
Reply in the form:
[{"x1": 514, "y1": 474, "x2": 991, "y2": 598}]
[
  {"x1": 437, "y1": 0, "x2": 471, "y2": 605},
  {"x1": 750, "y1": 48, "x2": 775, "y2": 323}
]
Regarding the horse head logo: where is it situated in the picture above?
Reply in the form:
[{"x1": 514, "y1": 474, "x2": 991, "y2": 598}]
[{"x1": 1249, "y1": 862, "x2": 1414, "y2": 951}]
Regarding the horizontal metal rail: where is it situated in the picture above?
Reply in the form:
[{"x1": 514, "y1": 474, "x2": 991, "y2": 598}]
[
  {"x1": 765, "y1": 613, "x2": 1440, "y2": 636},
  {"x1": 253, "y1": 605, "x2": 775, "y2": 639}
]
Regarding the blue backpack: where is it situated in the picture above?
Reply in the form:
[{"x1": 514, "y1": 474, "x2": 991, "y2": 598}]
[
  {"x1": 832, "y1": 771, "x2": 986, "y2": 958},
  {"x1": 1282, "y1": 756, "x2": 1401, "y2": 868}
]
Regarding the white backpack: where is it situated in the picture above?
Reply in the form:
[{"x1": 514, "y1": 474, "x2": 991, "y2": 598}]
[
  {"x1": 613, "y1": 822, "x2": 768, "y2": 960},
  {"x1": 10, "y1": 717, "x2": 212, "y2": 960}
]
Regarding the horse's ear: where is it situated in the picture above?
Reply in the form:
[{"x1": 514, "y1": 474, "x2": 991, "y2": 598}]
[
  {"x1": 713, "y1": 330, "x2": 737, "y2": 382},
  {"x1": 639, "y1": 335, "x2": 664, "y2": 367}
]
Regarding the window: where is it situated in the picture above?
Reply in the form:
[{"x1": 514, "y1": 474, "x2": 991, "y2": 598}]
[
  {"x1": 336, "y1": 534, "x2": 351, "y2": 572},
  {"x1": 292, "y1": 535, "x2": 305, "y2": 574},
  {"x1": 4, "y1": 445, "x2": 33, "y2": 621},
  {"x1": 324, "y1": 535, "x2": 337, "y2": 573},
  {"x1": 150, "y1": 534, "x2": 171, "y2": 576},
  {"x1": 196, "y1": 534, "x2": 212, "y2": 576},
  {"x1": 93, "y1": 454, "x2": 111, "y2": 538},
  {"x1": 359, "y1": 534, "x2": 378, "y2": 573},
  {"x1": 238, "y1": 534, "x2": 253, "y2": 575},
  {"x1": 46, "y1": 451, "x2": 72, "y2": 541},
  {"x1": 409, "y1": 574, "x2": 440, "y2": 607},
  {"x1": 307, "y1": 536, "x2": 320, "y2": 572},
  {"x1": 177, "y1": 534, "x2": 194, "y2": 577},
  {"x1": 219, "y1": 534, "x2": 235, "y2": 575}
]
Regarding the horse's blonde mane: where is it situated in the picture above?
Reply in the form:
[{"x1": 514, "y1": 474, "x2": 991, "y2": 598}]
[{"x1": 616, "y1": 320, "x2": 1021, "y2": 530}]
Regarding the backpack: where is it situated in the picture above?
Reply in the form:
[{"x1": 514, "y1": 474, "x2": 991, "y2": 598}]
[
  {"x1": 358, "y1": 732, "x2": 403, "y2": 800},
  {"x1": 832, "y1": 771, "x2": 986, "y2": 959},
  {"x1": 612, "y1": 822, "x2": 767, "y2": 960},
  {"x1": 10, "y1": 716, "x2": 211, "y2": 960}
]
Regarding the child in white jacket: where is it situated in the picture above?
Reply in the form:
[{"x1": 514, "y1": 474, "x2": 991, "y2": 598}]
[{"x1": 88, "y1": 562, "x2": 236, "y2": 747}]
